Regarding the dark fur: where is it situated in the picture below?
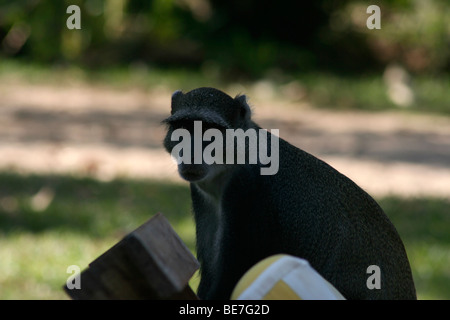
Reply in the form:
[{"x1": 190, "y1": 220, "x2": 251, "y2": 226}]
[{"x1": 163, "y1": 87, "x2": 416, "y2": 300}]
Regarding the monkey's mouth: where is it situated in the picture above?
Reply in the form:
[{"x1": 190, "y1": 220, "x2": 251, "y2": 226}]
[{"x1": 178, "y1": 164, "x2": 207, "y2": 182}]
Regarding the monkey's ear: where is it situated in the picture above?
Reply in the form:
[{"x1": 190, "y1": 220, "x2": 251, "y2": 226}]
[
  {"x1": 171, "y1": 90, "x2": 184, "y2": 114},
  {"x1": 235, "y1": 94, "x2": 251, "y2": 121}
]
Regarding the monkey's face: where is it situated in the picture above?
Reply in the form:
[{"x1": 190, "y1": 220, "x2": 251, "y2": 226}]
[
  {"x1": 162, "y1": 88, "x2": 253, "y2": 182},
  {"x1": 163, "y1": 119, "x2": 227, "y2": 183}
]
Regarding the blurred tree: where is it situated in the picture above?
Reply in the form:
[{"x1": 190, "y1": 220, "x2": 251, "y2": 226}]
[{"x1": 0, "y1": 0, "x2": 448, "y2": 76}]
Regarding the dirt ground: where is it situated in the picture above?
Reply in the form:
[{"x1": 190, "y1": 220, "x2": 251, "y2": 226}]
[{"x1": 1, "y1": 82, "x2": 449, "y2": 199}]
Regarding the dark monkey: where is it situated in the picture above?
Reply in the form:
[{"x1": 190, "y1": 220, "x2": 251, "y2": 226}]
[{"x1": 162, "y1": 87, "x2": 416, "y2": 300}]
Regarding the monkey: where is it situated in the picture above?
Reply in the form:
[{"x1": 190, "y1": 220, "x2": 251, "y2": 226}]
[{"x1": 162, "y1": 87, "x2": 416, "y2": 300}]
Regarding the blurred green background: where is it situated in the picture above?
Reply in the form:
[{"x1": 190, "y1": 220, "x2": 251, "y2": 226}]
[{"x1": 0, "y1": 0, "x2": 449, "y2": 299}]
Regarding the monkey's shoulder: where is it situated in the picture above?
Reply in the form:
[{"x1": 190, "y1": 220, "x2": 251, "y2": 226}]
[
  {"x1": 271, "y1": 138, "x2": 387, "y2": 217},
  {"x1": 275, "y1": 138, "x2": 347, "y2": 186}
]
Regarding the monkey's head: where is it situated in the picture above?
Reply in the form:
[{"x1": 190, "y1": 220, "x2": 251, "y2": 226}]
[{"x1": 162, "y1": 87, "x2": 252, "y2": 182}]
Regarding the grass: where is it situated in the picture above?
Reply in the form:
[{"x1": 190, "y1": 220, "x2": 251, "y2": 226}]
[
  {"x1": 1, "y1": 59, "x2": 449, "y2": 115},
  {"x1": 0, "y1": 172, "x2": 448, "y2": 299},
  {"x1": 297, "y1": 72, "x2": 450, "y2": 115},
  {"x1": 378, "y1": 197, "x2": 450, "y2": 299},
  {"x1": 0, "y1": 172, "x2": 196, "y2": 299},
  {"x1": 0, "y1": 59, "x2": 222, "y2": 92}
]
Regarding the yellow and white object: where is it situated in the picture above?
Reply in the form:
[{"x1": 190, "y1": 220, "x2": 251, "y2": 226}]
[{"x1": 231, "y1": 254, "x2": 346, "y2": 300}]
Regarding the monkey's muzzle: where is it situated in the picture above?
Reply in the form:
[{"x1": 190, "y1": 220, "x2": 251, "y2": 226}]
[{"x1": 178, "y1": 163, "x2": 208, "y2": 182}]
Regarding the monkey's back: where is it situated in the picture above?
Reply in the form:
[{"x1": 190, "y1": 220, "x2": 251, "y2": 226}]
[{"x1": 265, "y1": 137, "x2": 416, "y2": 299}]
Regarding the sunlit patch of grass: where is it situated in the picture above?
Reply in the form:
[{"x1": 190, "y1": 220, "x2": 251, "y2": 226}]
[
  {"x1": 0, "y1": 231, "x2": 115, "y2": 299},
  {"x1": 0, "y1": 172, "x2": 448, "y2": 299},
  {"x1": 296, "y1": 73, "x2": 450, "y2": 115},
  {"x1": 379, "y1": 196, "x2": 450, "y2": 300}
]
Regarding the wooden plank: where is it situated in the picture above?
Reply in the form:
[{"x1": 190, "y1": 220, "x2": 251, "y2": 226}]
[
  {"x1": 64, "y1": 213, "x2": 199, "y2": 300},
  {"x1": 131, "y1": 213, "x2": 200, "y2": 294}
]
